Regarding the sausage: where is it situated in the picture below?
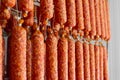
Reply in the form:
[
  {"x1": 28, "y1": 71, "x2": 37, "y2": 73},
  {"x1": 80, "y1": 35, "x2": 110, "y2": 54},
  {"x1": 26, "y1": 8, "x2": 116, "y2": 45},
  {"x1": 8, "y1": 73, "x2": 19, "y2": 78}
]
[
  {"x1": 94, "y1": 0, "x2": 101, "y2": 37},
  {"x1": 46, "y1": 33, "x2": 58, "y2": 80},
  {"x1": 0, "y1": 26, "x2": 2, "y2": 80},
  {"x1": 100, "y1": 46, "x2": 104, "y2": 80},
  {"x1": 103, "y1": 46, "x2": 109, "y2": 80},
  {"x1": 100, "y1": 0, "x2": 105, "y2": 39},
  {"x1": 106, "y1": 0, "x2": 111, "y2": 40},
  {"x1": 58, "y1": 37, "x2": 68, "y2": 80},
  {"x1": 82, "y1": 0, "x2": 91, "y2": 35},
  {"x1": 75, "y1": 0, "x2": 84, "y2": 30},
  {"x1": 75, "y1": 41, "x2": 84, "y2": 80},
  {"x1": 66, "y1": 0, "x2": 76, "y2": 28},
  {"x1": 0, "y1": 9, "x2": 10, "y2": 20},
  {"x1": 23, "y1": 11, "x2": 34, "y2": 26},
  {"x1": 2, "y1": 0, "x2": 16, "y2": 8},
  {"x1": 89, "y1": 0, "x2": 96, "y2": 38},
  {"x1": 68, "y1": 38, "x2": 75, "y2": 80},
  {"x1": 83, "y1": 42, "x2": 90, "y2": 80},
  {"x1": 9, "y1": 26, "x2": 27, "y2": 80},
  {"x1": 31, "y1": 31, "x2": 45, "y2": 80},
  {"x1": 89, "y1": 44, "x2": 95, "y2": 80},
  {"x1": 26, "y1": 40, "x2": 32, "y2": 80},
  {"x1": 54, "y1": 0, "x2": 67, "y2": 24},
  {"x1": 40, "y1": 0, "x2": 54, "y2": 25},
  {"x1": 94, "y1": 45, "x2": 100, "y2": 80}
]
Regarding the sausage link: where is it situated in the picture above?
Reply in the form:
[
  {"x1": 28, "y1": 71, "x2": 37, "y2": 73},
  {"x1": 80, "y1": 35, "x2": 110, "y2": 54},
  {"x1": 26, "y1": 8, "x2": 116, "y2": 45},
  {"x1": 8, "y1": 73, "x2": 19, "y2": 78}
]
[
  {"x1": 89, "y1": 0, "x2": 96, "y2": 37},
  {"x1": 31, "y1": 31, "x2": 45, "y2": 80},
  {"x1": 83, "y1": 0, "x2": 91, "y2": 34},
  {"x1": 58, "y1": 37, "x2": 68, "y2": 80},
  {"x1": 54, "y1": 0, "x2": 67, "y2": 24},
  {"x1": 40, "y1": 0, "x2": 54, "y2": 25},
  {"x1": 94, "y1": 0, "x2": 101, "y2": 37},
  {"x1": 9, "y1": 26, "x2": 27, "y2": 80},
  {"x1": 66, "y1": 0, "x2": 76, "y2": 27},
  {"x1": 83, "y1": 42, "x2": 90, "y2": 80},
  {"x1": 2, "y1": 0, "x2": 16, "y2": 8},
  {"x1": 26, "y1": 40, "x2": 32, "y2": 80},
  {"x1": 68, "y1": 39, "x2": 75, "y2": 80},
  {"x1": 75, "y1": 0, "x2": 84, "y2": 30},
  {"x1": 89, "y1": 44, "x2": 95, "y2": 80},
  {"x1": 75, "y1": 41, "x2": 84, "y2": 80},
  {"x1": 100, "y1": 0, "x2": 105, "y2": 39},
  {"x1": 18, "y1": 0, "x2": 34, "y2": 12},
  {"x1": 106, "y1": 0, "x2": 111, "y2": 40},
  {"x1": 46, "y1": 33, "x2": 58, "y2": 80},
  {"x1": 103, "y1": 47, "x2": 109, "y2": 80},
  {"x1": 0, "y1": 9, "x2": 10, "y2": 20},
  {"x1": 0, "y1": 26, "x2": 2, "y2": 80},
  {"x1": 100, "y1": 46, "x2": 104, "y2": 80},
  {"x1": 94, "y1": 45, "x2": 100, "y2": 80}
]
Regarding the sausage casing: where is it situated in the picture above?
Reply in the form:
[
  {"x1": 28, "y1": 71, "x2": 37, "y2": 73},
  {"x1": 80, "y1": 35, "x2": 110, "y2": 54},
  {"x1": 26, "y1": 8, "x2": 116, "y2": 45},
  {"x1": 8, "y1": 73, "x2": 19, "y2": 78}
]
[{"x1": 2, "y1": 0, "x2": 16, "y2": 8}]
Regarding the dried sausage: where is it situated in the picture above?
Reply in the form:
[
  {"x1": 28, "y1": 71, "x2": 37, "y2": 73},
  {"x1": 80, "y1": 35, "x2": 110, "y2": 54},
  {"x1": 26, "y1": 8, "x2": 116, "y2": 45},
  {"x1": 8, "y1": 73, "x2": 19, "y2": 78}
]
[
  {"x1": 0, "y1": 9, "x2": 10, "y2": 20},
  {"x1": 40, "y1": 0, "x2": 54, "y2": 25},
  {"x1": 94, "y1": 0, "x2": 101, "y2": 37},
  {"x1": 0, "y1": 26, "x2": 2, "y2": 80},
  {"x1": 31, "y1": 31, "x2": 45, "y2": 80},
  {"x1": 89, "y1": 44, "x2": 95, "y2": 80},
  {"x1": 46, "y1": 33, "x2": 58, "y2": 80},
  {"x1": 103, "y1": 46, "x2": 109, "y2": 80},
  {"x1": 100, "y1": 46, "x2": 104, "y2": 80},
  {"x1": 54, "y1": 0, "x2": 67, "y2": 24},
  {"x1": 66, "y1": 0, "x2": 76, "y2": 27},
  {"x1": 94, "y1": 45, "x2": 100, "y2": 80},
  {"x1": 89, "y1": 0, "x2": 96, "y2": 38},
  {"x1": 2, "y1": 0, "x2": 16, "y2": 8},
  {"x1": 9, "y1": 26, "x2": 27, "y2": 80},
  {"x1": 83, "y1": 0, "x2": 91, "y2": 34},
  {"x1": 75, "y1": 0, "x2": 84, "y2": 30},
  {"x1": 58, "y1": 37, "x2": 68, "y2": 80},
  {"x1": 100, "y1": 0, "x2": 105, "y2": 39},
  {"x1": 83, "y1": 42, "x2": 90, "y2": 80},
  {"x1": 68, "y1": 39, "x2": 75, "y2": 80},
  {"x1": 75, "y1": 41, "x2": 84, "y2": 80},
  {"x1": 26, "y1": 40, "x2": 32, "y2": 80}
]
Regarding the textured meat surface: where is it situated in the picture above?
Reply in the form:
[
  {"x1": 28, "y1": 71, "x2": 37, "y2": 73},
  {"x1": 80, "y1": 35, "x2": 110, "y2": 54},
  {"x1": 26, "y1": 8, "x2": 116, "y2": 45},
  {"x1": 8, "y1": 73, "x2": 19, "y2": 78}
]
[{"x1": 0, "y1": 26, "x2": 2, "y2": 80}]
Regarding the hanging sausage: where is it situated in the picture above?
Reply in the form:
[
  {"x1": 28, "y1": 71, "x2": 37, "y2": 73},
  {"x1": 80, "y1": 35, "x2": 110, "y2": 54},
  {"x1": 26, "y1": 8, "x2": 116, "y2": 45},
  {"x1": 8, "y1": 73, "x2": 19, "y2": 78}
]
[
  {"x1": 83, "y1": 42, "x2": 90, "y2": 80},
  {"x1": 94, "y1": 45, "x2": 100, "y2": 80},
  {"x1": 89, "y1": 44, "x2": 95, "y2": 80},
  {"x1": 58, "y1": 36, "x2": 68, "y2": 80},
  {"x1": 103, "y1": 46, "x2": 109, "y2": 80},
  {"x1": 31, "y1": 30, "x2": 45, "y2": 80},
  {"x1": 26, "y1": 40, "x2": 32, "y2": 80},
  {"x1": 1, "y1": 0, "x2": 16, "y2": 8},
  {"x1": 89, "y1": 0, "x2": 96, "y2": 39},
  {"x1": 75, "y1": 40, "x2": 84, "y2": 80},
  {"x1": 9, "y1": 25, "x2": 27, "y2": 80},
  {"x1": 68, "y1": 38, "x2": 75, "y2": 80},
  {"x1": 46, "y1": 29, "x2": 58, "y2": 80}
]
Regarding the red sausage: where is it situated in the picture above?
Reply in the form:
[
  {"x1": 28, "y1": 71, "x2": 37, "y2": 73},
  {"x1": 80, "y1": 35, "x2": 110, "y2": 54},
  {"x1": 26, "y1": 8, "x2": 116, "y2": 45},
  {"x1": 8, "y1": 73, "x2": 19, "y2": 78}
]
[
  {"x1": 94, "y1": 0, "x2": 101, "y2": 37},
  {"x1": 100, "y1": 46, "x2": 104, "y2": 80},
  {"x1": 75, "y1": 0, "x2": 84, "y2": 30},
  {"x1": 66, "y1": 0, "x2": 76, "y2": 27},
  {"x1": 68, "y1": 39, "x2": 75, "y2": 80},
  {"x1": 2, "y1": 0, "x2": 16, "y2": 8},
  {"x1": 75, "y1": 41, "x2": 84, "y2": 80},
  {"x1": 94, "y1": 45, "x2": 100, "y2": 80},
  {"x1": 100, "y1": 0, "x2": 105, "y2": 39},
  {"x1": 89, "y1": 44, "x2": 95, "y2": 80},
  {"x1": 54, "y1": 0, "x2": 67, "y2": 24},
  {"x1": 83, "y1": 0, "x2": 91, "y2": 34},
  {"x1": 83, "y1": 42, "x2": 90, "y2": 80},
  {"x1": 31, "y1": 31, "x2": 45, "y2": 80},
  {"x1": 9, "y1": 26, "x2": 27, "y2": 80},
  {"x1": 103, "y1": 47, "x2": 109, "y2": 80},
  {"x1": 26, "y1": 40, "x2": 32, "y2": 80},
  {"x1": 58, "y1": 37, "x2": 68, "y2": 80},
  {"x1": 46, "y1": 33, "x2": 58, "y2": 80},
  {"x1": 89, "y1": 0, "x2": 96, "y2": 38}
]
